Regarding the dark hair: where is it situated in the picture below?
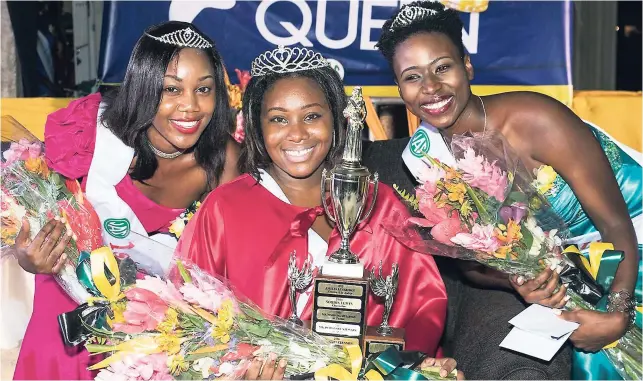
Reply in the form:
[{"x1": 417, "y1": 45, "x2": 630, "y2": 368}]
[
  {"x1": 239, "y1": 65, "x2": 347, "y2": 181},
  {"x1": 377, "y1": 1, "x2": 465, "y2": 67},
  {"x1": 101, "y1": 21, "x2": 231, "y2": 186}
]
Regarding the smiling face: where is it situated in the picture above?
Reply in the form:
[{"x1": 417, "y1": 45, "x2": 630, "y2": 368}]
[
  {"x1": 393, "y1": 32, "x2": 474, "y2": 129},
  {"x1": 261, "y1": 76, "x2": 333, "y2": 180},
  {"x1": 149, "y1": 48, "x2": 216, "y2": 152}
]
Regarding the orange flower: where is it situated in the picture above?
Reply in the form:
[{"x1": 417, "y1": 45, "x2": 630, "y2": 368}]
[
  {"x1": 24, "y1": 157, "x2": 50, "y2": 177},
  {"x1": 494, "y1": 219, "x2": 522, "y2": 244}
]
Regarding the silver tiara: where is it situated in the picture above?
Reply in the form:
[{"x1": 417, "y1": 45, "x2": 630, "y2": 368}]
[
  {"x1": 145, "y1": 27, "x2": 212, "y2": 49},
  {"x1": 251, "y1": 46, "x2": 329, "y2": 77},
  {"x1": 390, "y1": 6, "x2": 438, "y2": 31}
]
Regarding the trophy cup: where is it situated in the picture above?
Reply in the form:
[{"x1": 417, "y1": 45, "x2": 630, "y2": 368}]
[
  {"x1": 287, "y1": 252, "x2": 313, "y2": 326},
  {"x1": 311, "y1": 87, "x2": 379, "y2": 348},
  {"x1": 364, "y1": 261, "x2": 405, "y2": 357}
]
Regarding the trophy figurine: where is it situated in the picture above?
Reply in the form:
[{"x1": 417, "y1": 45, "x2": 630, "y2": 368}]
[
  {"x1": 364, "y1": 261, "x2": 405, "y2": 357},
  {"x1": 311, "y1": 87, "x2": 378, "y2": 349},
  {"x1": 321, "y1": 87, "x2": 379, "y2": 266},
  {"x1": 368, "y1": 261, "x2": 399, "y2": 336},
  {"x1": 287, "y1": 252, "x2": 313, "y2": 326}
]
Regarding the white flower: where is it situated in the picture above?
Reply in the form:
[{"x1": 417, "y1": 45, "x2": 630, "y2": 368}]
[
  {"x1": 193, "y1": 357, "x2": 214, "y2": 379},
  {"x1": 524, "y1": 216, "x2": 546, "y2": 256},
  {"x1": 217, "y1": 362, "x2": 235, "y2": 376}
]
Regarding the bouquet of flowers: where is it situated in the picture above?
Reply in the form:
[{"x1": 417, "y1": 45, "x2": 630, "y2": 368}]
[
  {"x1": 386, "y1": 131, "x2": 641, "y2": 380},
  {"x1": 63, "y1": 254, "x2": 351, "y2": 380},
  {"x1": 1, "y1": 138, "x2": 103, "y2": 303}
]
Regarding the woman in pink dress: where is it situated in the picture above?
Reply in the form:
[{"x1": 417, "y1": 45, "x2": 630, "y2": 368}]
[{"x1": 11, "y1": 21, "x2": 239, "y2": 380}]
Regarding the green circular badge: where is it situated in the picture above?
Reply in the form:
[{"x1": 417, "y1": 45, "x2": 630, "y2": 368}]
[
  {"x1": 103, "y1": 218, "x2": 131, "y2": 239},
  {"x1": 410, "y1": 129, "x2": 430, "y2": 158}
]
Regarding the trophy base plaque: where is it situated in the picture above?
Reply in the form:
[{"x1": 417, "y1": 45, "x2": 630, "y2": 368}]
[
  {"x1": 364, "y1": 326, "x2": 405, "y2": 358},
  {"x1": 311, "y1": 265, "x2": 369, "y2": 349}
]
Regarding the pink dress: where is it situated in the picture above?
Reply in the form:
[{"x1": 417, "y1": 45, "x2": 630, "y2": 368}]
[{"x1": 13, "y1": 94, "x2": 184, "y2": 380}]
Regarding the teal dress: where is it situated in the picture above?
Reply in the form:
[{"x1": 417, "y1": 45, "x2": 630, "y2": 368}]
[{"x1": 536, "y1": 123, "x2": 642, "y2": 380}]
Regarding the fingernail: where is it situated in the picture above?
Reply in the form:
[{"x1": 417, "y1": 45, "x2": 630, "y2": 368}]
[
  {"x1": 516, "y1": 276, "x2": 524, "y2": 285},
  {"x1": 555, "y1": 266, "x2": 562, "y2": 274},
  {"x1": 279, "y1": 359, "x2": 287, "y2": 368},
  {"x1": 553, "y1": 308, "x2": 562, "y2": 315},
  {"x1": 440, "y1": 370, "x2": 447, "y2": 377},
  {"x1": 549, "y1": 263, "x2": 557, "y2": 271},
  {"x1": 269, "y1": 353, "x2": 277, "y2": 361},
  {"x1": 564, "y1": 295, "x2": 570, "y2": 301},
  {"x1": 54, "y1": 216, "x2": 60, "y2": 221},
  {"x1": 60, "y1": 217, "x2": 66, "y2": 223},
  {"x1": 72, "y1": 233, "x2": 77, "y2": 240}
]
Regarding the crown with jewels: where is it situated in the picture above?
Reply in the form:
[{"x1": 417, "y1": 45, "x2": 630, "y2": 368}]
[
  {"x1": 251, "y1": 46, "x2": 329, "y2": 77},
  {"x1": 145, "y1": 27, "x2": 212, "y2": 49},
  {"x1": 389, "y1": 6, "x2": 438, "y2": 31}
]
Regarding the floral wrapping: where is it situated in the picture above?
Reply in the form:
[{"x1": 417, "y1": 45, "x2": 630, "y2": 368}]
[
  {"x1": 385, "y1": 130, "x2": 641, "y2": 380},
  {"x1": 69, "y1": 257, "x2": 351, "y2": 380},
  {"x1": 1, "y1": 138, "x2": 103, "y2": 304}
]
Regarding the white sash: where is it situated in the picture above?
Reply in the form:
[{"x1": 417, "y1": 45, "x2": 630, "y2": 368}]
[
  {"x1": 84, "y1": 105, "x2": 175, "y2": 276},
  {"x1": 402, "y1": 122, "x2": 456, "y2": 181},
  {"x1": 258, "y1": 169, "x2": 327, "y2": 315}
]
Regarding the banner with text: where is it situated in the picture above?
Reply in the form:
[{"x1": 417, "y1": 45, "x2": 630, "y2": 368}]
[{"x1": 98, "y1": 0, "x2": 572, "y2": 102}]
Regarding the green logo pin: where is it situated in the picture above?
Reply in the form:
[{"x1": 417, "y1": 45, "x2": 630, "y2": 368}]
[
  {"x1": 410, "y1": 129, "x2": 430, "y2": 158},
  {"x1": 103, "y1": 218, "x2": 131, "y2": 239}
]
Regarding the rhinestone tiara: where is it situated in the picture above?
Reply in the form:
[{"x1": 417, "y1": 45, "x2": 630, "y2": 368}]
[
  {"x1": 251, "y1": 46, "x2": 329, "y2": 77},
  {"x1": 390, "y1": 6, "x2": 438, "y2": 31},
  {"x1": 145, "y1": 27, "x2": 212, "y2": 49}
]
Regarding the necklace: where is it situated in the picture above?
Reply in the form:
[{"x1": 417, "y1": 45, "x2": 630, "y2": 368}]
[
  {"x1": 441, "y1": 95, "x2": 487, "y2": 153},
  {"x1": 147, "y1": 140, "x2": 182, "y2": 159}
]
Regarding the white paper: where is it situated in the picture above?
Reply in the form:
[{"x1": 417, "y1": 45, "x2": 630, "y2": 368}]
[
  {"x1": 509, "y1": 304, "x2": 579, "y2": 339},
  {"x1": 499, "y1": 304, "x2": 579, "y2": 361},
  {"x1": 500, "y1": 327, "x2": 573, "y2": 361}
]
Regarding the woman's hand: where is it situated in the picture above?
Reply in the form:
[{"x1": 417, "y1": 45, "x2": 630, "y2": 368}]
[
  {"x1": 556, "y1": 309, "x2": 629, "y2": 352},
  {"x1": 244, "y1": 353, "x2": 286, "y2": 380},
  {"x1": 419, "y1": 357, "x2": 464, "y2": 380},
  {"x1": 510, "y1": 266, "x2": 569, "y2": 308},
  {"x1": 13, "y1": 217, "x2": 72, "y2": 274}
]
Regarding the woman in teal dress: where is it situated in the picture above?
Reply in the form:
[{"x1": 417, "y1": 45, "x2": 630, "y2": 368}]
[
  {"x1": 376, "y1": 2, "x2": 641, "y2": 379},
  {"x1": 533, "y1": 121, "x2": 642, "y2": 380}
]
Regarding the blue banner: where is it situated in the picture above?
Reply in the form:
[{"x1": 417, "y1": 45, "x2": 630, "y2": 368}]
[{"x1": 99, "y1": 1, "x2": 571, "y2": 94}]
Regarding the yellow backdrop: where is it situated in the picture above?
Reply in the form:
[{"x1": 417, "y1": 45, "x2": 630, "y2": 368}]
[{"x1": 1, "y1": 91, "x2": 640, "y2": 152}]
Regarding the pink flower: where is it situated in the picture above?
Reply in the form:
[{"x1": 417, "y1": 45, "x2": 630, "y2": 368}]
[
  {"x1": 431, "y1": 218, "x2": 467, "y2": 246},
  {"x1": 415, "y1": 164, "x2": 445, "y2": 194},
  {"x1": 112, "y1": 288, "x2": 169, "y2": 334},
  {"x1": 178, "y1": 268, "x2": 237, "y2": 312},
  {"x1": 2, "y1": 139, "x2": 42, "y2": 165},
  {"x1": 456, "y1": 147, "x2": 509, "y2": 202},
  {"x1": 135, "y1": 276, "x2": 193, "y2": 313},
  {"x1": 409, "y1": 194, "x2": 450, "y2": 228},
  {"x1": 451, "y1": 223, "x2": 501, "y2": 253},
  {"x1": 233, "y1": 112, "x2": 245, "y2": 143},
  {"x1": 96, "y1": 353, "x2": 172, "y2": 381}
]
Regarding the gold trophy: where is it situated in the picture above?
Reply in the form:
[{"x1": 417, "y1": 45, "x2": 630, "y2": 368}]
[
  {"x1": 364, "y1": 261, "x2": 405, "y2": 357},
  {"x1": 311, "y1": 87, "x2": 379, "y2": 348}
]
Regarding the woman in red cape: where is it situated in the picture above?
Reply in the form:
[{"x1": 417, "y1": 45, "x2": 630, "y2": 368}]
[{"x1": 177, "y1": 46, "x2": 455, "y2": 379}]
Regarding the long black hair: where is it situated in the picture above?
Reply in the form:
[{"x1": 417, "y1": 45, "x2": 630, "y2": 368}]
[
  {"x1": 377, "y1": 1, "x2": 465, "y2": 67},
  {"x1": 239, "y1": 65, "x2": 346, "y2": 181},
  {"x1": 101, "y1": 21, "x2": 231, "y2": 185}
]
